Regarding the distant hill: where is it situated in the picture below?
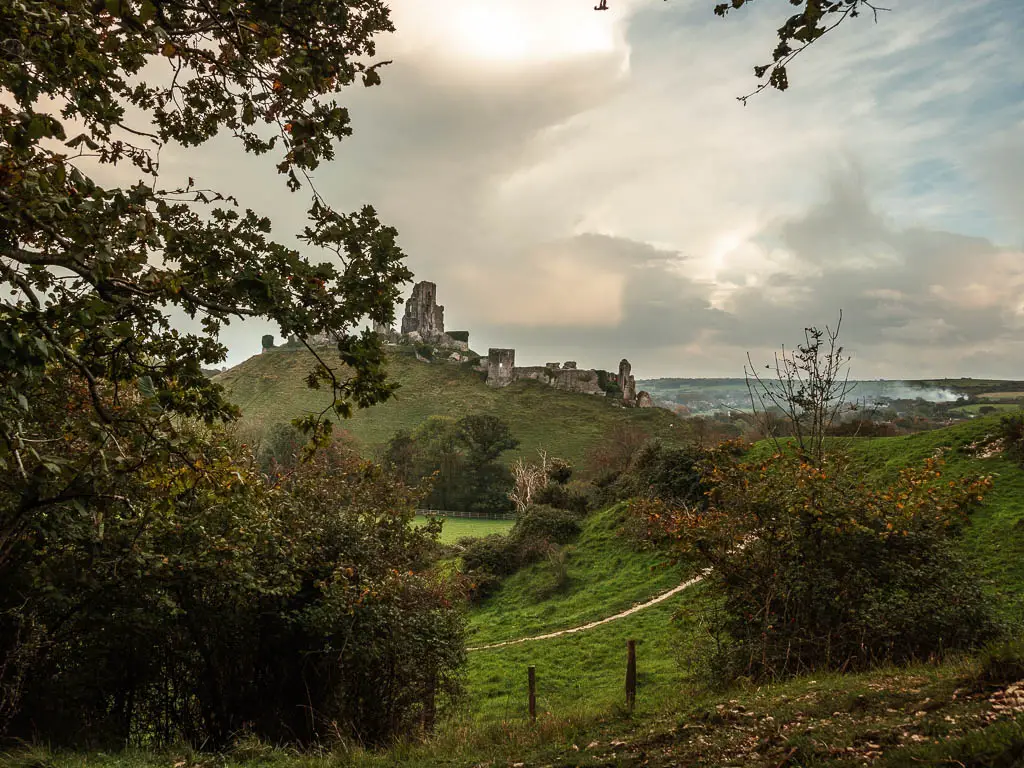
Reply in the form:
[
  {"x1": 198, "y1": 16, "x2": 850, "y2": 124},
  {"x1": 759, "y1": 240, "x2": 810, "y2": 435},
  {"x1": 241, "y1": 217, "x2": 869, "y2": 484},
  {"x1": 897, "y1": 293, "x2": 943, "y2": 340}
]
[
  {"x1": 637, "y1": 376, "x2": 1024, "y2": 415},
  {"x1": 214, "y1": 346, "x2": 685, "y2": 467}
]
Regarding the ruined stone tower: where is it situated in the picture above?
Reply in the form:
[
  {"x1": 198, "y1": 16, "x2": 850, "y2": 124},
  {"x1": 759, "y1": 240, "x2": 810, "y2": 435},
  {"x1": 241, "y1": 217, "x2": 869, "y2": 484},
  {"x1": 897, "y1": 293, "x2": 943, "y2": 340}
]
[
  {"x1": 486, "y1": 348, "x2": 516, "y2": 388},
  {"x1": 618, "y1": 358, "x2": 637, "y2": 405},
  {"x1": 401, "y1": 281, "x2": 445, "y2": 341}
]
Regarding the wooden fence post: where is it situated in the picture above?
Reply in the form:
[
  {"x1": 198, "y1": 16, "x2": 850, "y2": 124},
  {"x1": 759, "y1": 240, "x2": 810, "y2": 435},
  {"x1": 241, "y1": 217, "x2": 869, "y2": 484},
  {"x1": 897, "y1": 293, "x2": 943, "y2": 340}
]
[
  {"x1": 528, "y1": 665, "x2": 537, "y2": 722},
  {"x1": 625, "y1": 639, "x2": 637, "y2": 712}
]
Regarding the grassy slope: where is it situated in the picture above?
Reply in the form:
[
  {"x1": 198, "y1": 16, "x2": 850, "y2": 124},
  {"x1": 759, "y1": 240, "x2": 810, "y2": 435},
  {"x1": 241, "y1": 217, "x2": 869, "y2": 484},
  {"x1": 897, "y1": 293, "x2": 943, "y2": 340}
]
[
  {"x1": 16, "y1": 418, "x2": 1024, "y2": 767},
  {"x1": 466, "y1": 503, "x2": 687, "y2": 647},
  {"x1": 461, "y1": 416, "x2": 1024, "y2": 728},
  {"x1": 214, "y1": 347, "x2": 685, "y2": 467},
  {"x1": 465, "y1": 592, "x2": 698, "y2": 723},
  {"x1": 460, "y1": 504, "x2": 697, "y2": 722},
  {"x1": 836, "y1": 417, "x2": 1024, "y2": 622}
]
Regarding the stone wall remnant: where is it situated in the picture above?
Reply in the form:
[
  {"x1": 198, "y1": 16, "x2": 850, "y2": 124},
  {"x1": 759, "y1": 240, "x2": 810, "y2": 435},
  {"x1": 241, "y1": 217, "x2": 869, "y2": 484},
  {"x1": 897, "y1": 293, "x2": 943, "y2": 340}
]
[
  {"x1": 636, "y1": 391, "x2": 653, "y2": 408},
  {"x1": 618, "y1": 358, "x2": 637, "y2": 406},
  {"x1": 401, "y1": 281, "x2": 445, "y2": 341},
  {"x1": 486, "y1": 348, "x2": 516, "y2": 387}
]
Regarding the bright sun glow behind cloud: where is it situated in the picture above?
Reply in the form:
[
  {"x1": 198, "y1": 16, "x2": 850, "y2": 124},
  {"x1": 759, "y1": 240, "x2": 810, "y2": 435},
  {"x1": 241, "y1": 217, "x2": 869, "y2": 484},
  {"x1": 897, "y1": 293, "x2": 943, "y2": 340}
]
[
  {"x1": 454, "y1": 6, "x2": 617, "y2": 64},
  {"x1": 396, "y1": 1, "x2": 624, "y2": 66}
]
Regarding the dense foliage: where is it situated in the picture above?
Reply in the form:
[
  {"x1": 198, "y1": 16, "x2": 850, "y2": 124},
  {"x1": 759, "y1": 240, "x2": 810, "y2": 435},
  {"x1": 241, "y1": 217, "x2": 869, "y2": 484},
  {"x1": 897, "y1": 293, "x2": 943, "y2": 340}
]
[
  {"x1": 1, "y1": 0, "x2": 410, "y2": 524},
  {"x1": 0, "y1": 0, "x2": 481, "y2": 748},
  {"x1": 999, "y1": 413, "x2": 1024, "y2": 465},
  {"x1": 1, "y1": 435, "x2": 463, "y2": 746},
  {"x1": 650, "y1": 447, "x2": 1000, "y2": 681},
  {"x1": 614, "y1": 439, "x2": 710, "y2": 506},
  {"x1": 383, "y1": 415, "x2": 519, "y2": 514},
  {"x1": 460, "y1": 458, "x2": 592, "y2": 599}
]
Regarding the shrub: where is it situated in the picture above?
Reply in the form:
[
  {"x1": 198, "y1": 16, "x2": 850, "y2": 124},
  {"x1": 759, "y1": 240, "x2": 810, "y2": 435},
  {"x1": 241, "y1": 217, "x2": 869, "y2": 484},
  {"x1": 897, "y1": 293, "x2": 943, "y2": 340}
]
[
  {"x1": 459, "y1": 504, "x2": 584, "y2": 599},
  {"x1": 649, "y1": 447, "x2": 1000, "y2": 682},
  {"x1": 533, "y1": 481, "x2": 591, "y2": 515},
  {"x1": 546, "y1": 458, "x2": 574, "y2": 485},
  {"x1": 460, "y1": 533, "x2": 523, "y2": 578},
  {"x1": 613, "y1": 439, "x2": 713, "y2": 506},
  {"x1": 512, "y1": 504, "x2": 582, "y2": 546},
  {"x1": 1000, "y1": 413, "x2": 1024, "y2": 465},
  {"x1": 1, "y1": 439, "x2": 464, "y2": 748},
  {"x1": 974, "y1": 638, "x2": 1024, "y2": 686}
]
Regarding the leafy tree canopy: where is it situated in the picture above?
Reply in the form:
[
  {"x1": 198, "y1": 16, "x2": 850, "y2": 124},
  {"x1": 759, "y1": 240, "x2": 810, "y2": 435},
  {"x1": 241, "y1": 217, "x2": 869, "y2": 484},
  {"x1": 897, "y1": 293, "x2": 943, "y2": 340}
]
[
  {"x1": 1, "y1": 0, "x2": 410, "y2": 511},
  {"x1": 457, "y1": 414, "x2": 520, "y2": 467},
  {"x1": 713, "y1": 0, "x2": 885, "y2": 101},
  {"x1": 599, "y1": 0, "x2": 885, "y2": 101}
]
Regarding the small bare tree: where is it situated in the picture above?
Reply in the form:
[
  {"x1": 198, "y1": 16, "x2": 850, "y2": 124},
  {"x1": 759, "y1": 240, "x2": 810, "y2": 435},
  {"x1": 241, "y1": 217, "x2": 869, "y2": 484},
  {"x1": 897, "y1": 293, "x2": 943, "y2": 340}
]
[
  {"x1": 745, "y1": 312, "x2": 855, "y2": 466},
  {"x1": 508, "y1": 449, "x2": 549, "y2": 513},
  {"x1": 505, "y1": 448, "x2": 569, "y2": 514}
]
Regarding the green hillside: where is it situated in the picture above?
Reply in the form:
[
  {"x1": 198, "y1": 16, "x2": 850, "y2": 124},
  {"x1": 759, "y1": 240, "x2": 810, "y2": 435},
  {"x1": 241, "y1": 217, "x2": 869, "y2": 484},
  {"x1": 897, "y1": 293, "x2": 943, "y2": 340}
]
[
  {"x1": 466, "y1": 503, "x2": 687, "y2": 648},
  {"x1": 19, "y1": 418, "x2": 1024, "y2": 767},
  {"x1": 464, "y1": 503, "x2": 700, "y2": 722},
  {"x1": 214, "y1": 346, "x2": 685, "y2": 466},
  {"x1": 840, "y1": 418, "x2": 1024, "y2": 622},
  {"x1": 457, "y1": 416, "x2": 1024, "y2": 741}
]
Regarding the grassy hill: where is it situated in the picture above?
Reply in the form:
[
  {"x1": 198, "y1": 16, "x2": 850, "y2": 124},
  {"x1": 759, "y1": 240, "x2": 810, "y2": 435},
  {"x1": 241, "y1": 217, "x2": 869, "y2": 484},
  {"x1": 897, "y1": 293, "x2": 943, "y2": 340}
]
[
  {"x1": 454, "y1": 416, "x2": 1024, "y2": 755},
  {"x1": 464, "y1": 503, "x2": 700, "y2": 723},
  {"x1": 466, "y1": 503, "x2": 687, "y2": 648},
  {"x1": 214, "y1": 345, "x2": 685, "y2": 467}
]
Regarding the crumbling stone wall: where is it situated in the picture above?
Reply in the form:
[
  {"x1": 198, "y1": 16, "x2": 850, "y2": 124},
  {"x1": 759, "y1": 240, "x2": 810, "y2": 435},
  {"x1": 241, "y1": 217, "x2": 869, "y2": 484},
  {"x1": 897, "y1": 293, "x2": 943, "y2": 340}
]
[
  {"x1": 485, "y1": 352, "x2": 606, "y2": 395},
  {"x1": 619, "y1": 358, "x2": 637, "y2": 406},
  {"x1": 401, "y1": 281, "x2": 445, "y2": 341},
  {"x1": 376, "y1": 281, "x2": 468, "y2": 350},
  {"x1": 486, "y1": 348, "x2": 516, "y2": 387},
  {"x1": 510, "y1": 364, "x2": 604, "y2": 395}
]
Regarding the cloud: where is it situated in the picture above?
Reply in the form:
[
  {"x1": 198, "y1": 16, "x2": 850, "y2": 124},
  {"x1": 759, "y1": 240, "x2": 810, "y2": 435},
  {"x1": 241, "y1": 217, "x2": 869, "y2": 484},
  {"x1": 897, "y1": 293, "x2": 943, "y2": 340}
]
[
  {"x1": 135, "y1": 0, "x2": 1023, "y2": 378},
  {"x1": 713, "y1": 170, "x2": 1024, "y2": 378}
]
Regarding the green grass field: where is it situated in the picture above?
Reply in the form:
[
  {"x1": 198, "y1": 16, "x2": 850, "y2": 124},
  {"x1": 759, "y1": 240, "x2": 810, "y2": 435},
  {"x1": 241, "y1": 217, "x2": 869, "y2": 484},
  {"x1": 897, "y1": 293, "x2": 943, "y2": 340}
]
[
  {"x1": 414, "y1": 515, "x2": 514, "y2": 543},
  {"x1": 465, "y1": 589, "x2": 698, "y2": 723},
  {"x1": 214, "y1": 346, "x2": 686, "y2": 468},
  {"x1": 951, "y1": 402, "x2": 1023, "y2": 415}
]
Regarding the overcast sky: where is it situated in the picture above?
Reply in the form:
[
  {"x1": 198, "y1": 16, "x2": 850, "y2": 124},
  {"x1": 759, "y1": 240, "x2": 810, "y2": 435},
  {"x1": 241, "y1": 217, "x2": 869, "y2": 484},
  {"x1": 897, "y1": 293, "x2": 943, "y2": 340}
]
[{"x1": 167, "y1": 0, "x2": 1024, "y2": 379}]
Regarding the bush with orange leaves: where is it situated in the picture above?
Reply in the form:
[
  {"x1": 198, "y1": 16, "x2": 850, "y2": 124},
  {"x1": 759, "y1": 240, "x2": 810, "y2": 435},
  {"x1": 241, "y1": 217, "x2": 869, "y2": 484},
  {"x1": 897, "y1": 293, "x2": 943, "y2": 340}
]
[{"x1": 648, "y1": 446, "x2": 1002, "y2": 682}]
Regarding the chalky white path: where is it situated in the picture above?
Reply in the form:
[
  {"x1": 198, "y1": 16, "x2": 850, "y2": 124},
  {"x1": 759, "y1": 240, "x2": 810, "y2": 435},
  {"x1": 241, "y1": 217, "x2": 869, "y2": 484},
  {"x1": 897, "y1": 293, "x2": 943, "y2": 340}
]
[{"x1": 467, "y1": 570, "x2": 710, "y2": 652}]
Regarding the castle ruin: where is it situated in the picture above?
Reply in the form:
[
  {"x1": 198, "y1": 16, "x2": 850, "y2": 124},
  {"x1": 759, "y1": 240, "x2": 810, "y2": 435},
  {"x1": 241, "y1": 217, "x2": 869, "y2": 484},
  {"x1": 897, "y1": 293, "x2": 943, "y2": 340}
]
[
  {"x1": 401, "y1": 281, "x2": 445, "y2": 341},
  {"x1": 618, "y1": 358, "x2": 637, "y2": 406},
  {"x1": 487, "y1": 348, "x2": 516, "y2": 387},
  {"x1": 375, "y1": 280, "x2": 470, "y2": 351},
  {"x1": 373, "y1": 279, "x2": 655, "y2": 407},
  {"x1": 485, "y1": 350, "x2": 605, "y2": 395}
]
